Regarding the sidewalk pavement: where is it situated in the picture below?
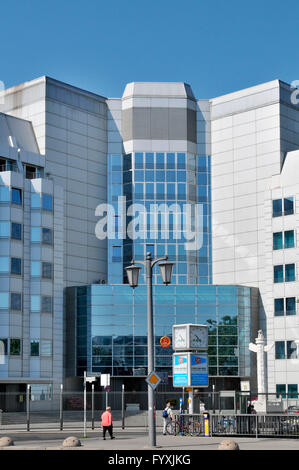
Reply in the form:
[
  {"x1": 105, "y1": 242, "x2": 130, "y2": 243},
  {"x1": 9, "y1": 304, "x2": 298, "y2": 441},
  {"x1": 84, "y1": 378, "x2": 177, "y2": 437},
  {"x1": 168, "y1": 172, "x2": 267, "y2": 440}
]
[{"x1": 0, "y1": 428, "x2": 299, "y2": 450}]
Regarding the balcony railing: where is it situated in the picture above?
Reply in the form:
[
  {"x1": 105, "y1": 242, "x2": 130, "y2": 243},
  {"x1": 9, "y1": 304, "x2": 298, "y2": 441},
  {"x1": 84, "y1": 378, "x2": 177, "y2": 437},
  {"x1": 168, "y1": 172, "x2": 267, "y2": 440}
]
[{"x1": 0, "y1": 162, "x2": 19, "y2": 173}]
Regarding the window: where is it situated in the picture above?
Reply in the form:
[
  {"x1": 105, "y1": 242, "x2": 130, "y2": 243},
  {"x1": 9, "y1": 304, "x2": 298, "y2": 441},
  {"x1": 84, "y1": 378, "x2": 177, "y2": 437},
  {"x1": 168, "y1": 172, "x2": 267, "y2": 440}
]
[
  {"x1": 31, "y1": 193, "x2": 41, "y2": 209},
  {"x1": 276, "y1": 384, "x2": 286, "y2": 398},
  {"x1": 275, "y1": 297, "x2": 296, "y2": 316},
  {"x1": 11, "y1": 188, "x2": 22, "y2": 205},
  {"x1": 273, "y1": 231, "x2": 295, "y2": 250},
  {"x1": 272, "y1": 197, "x2": 294, "y2": 217},
  {"x1": 42, "y1": 228, "x2": 53, "y2": 245},
  {"x1": 285, "y1": 264, "x2": 295, "y2": 282},
  {"x1": 0, "y1": 186, "x2": 9, "y2": 202},
  {"x1": 112, "y1": 246, "x2": 121, "y2": 262},
  {"x1": 30, "y1": 340, "x2": 39, "y2": 356},
  {"x1": 287, "y1": 341, "x2": 297, "y2": 359},
  {"x1": 42, "y1": 262, "x2": 53, "y2": 279},
  {"x1": 0, "y1": 338, "x2": 8, "y2": 358},
  {"x1": 286, "y1": 297, "x2": 296, "y2": 315},
  {"x1": 41, "y1": 340, "x2": 52, "y2": 356},
  {"x1": 285, "y1": 230, "x2": 295, "y2": 248},
  {"x1": 10, "y1": 338, "x2": 21, "y2": 356},
  {"x1": 41, "y1": 296, "x2": 52, "y2": 313},
  {"x1": 30, "y1": 384, "x2": 52, "y2": 401},
  {"x1": 0, "y1": 257, "x2": 9, "y2": 273},
  {"x1": 42, "y1": 194, "x2": 53, "y2": 211},
  {"x1": 288, "y1": 384, "x2": 298, "y2": 399},
  {"x1": 11, "y1": 293, "x2": 22, "y2": 311},
  {"x1": 146, "y1": 244, "x2": 155, "y2": 258},
  {"x1": 0, "y1": 221, "x2": 9, "y2": 238},
  {"x1": 0, "y1": 292, "x2": 9, "y2": 309},
  {"x1": 274, "y1": 264, "x2": 295, "y2": 283},
  {"x1": 284, "y1": 197, "x2": 294, "y2": 216},
  {"x1": 273, "y1": 232, "x2": 283, "y2": 250},
  {"x1": 11, "y1": 257, "x2": 22, "y2": 275},
  {"x1": 274, "y1": 265, "x2": 284, "y2": 283},
  {"x1": 31, "y1": 227, "x2": 40, "y2": 243},
  {"x1": 30, "y1": 295, "x2": 40, "y2": 312},
  {"x1": 275, "y1": 341, "x2": 285, "y2": 359},
  {"x1": 274, "y1": 298, "x2": 284, "y2": 316},
  {"x1": 31, "y1": 261, "x2": 40, "y2": 277},
  {"x1": 11, "y1": 223, "x2": 22, "y2": 240}
]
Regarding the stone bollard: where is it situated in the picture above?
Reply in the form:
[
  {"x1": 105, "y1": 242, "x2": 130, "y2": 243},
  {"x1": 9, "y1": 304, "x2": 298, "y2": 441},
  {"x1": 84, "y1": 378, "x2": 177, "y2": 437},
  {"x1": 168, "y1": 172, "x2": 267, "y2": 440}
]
[
  {"x1": 218, "y1": 439, "x2": 239, "y2": 450},
  {"x1": 0, "y1": 437, "x2": 14, "y2": 447},
  {"x1": 62, "y1": 436, "x2": 81, "y2": 448}
]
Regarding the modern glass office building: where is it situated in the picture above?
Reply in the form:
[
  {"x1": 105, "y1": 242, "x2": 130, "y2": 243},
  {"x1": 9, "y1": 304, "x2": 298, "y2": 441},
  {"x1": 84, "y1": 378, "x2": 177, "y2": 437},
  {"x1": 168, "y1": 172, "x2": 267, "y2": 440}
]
[{"x1": 67, "y1": 284, "x2": 258, "y2": 383}]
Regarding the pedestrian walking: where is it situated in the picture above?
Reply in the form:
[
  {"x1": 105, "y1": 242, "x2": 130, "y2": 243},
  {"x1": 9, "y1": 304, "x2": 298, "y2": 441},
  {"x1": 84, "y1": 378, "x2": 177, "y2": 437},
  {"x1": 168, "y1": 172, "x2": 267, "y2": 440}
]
[
  {"x1": 101, "y1": 406, "x2": 115, "y2": 440},
  {"x1": 162, "y1": 401, "x2": 174, "y2": 435}
]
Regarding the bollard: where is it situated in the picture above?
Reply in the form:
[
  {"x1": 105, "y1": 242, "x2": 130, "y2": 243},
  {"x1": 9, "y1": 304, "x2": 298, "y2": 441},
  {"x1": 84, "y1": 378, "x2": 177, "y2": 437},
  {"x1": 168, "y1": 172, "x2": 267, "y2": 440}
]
[
  {"x1": 62, "y1": 436, "x2": 81, "y2": 447},
  {"x1": 0, "y1": 437, "x2": 14, "y2": 447},
  {"x1": 203, "y1": 412, "x2": 210, "y2": 437},
  {"x1": 218, "y1": 439, "x2": 239, "y2": 450}
]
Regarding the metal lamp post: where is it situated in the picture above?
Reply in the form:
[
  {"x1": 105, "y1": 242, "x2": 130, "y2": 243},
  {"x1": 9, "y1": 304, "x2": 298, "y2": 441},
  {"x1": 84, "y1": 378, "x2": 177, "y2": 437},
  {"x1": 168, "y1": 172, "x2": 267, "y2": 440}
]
[{"x1": 125, "y1": 252, "x2": 174, "y2": 447}]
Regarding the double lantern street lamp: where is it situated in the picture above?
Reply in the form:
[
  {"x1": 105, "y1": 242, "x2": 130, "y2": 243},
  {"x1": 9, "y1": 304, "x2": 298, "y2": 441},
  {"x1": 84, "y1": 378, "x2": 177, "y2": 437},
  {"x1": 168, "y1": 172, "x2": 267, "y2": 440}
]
[{"x1": 125, "y1": 253, "x2": 174, "y2": 447}]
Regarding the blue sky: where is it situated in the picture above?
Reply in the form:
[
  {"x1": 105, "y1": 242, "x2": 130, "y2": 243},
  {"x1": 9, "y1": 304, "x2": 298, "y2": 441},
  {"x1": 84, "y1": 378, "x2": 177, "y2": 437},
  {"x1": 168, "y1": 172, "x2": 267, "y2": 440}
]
[{"x1": 1, "y1": 0, "x2": 299, "y2": 99}]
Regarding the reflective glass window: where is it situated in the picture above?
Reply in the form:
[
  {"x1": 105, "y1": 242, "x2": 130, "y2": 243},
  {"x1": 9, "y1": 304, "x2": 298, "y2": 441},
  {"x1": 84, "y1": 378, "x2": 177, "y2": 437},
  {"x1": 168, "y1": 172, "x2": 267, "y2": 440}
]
[
  {"x1": 30, "y1": 340, "x2": 39, "y2": 356},
  {"x1": 31, "y1": 295, "x2": 40, "y2": 312},
  {"x1": 286, "y1": 297, "x2": 296, "y2": 316},
  {"x1": 11, "y1": 293, "x2": 22, "y2": 310},
  {"x1": 31, "y1": 261, "x2": 40, "y2": 277},
  {"x1": 112, "y1": 246, "x2": 121, "y2": 262},
  {"x1": 42, "y1": 194, "x2": 53, "y2": 211},
  {"x1": 177, "y1": 153, "x2": 186, "y2": 169},
  {"x1": 275, "y1": 341, "x2": 285, "y2": 359},
  {"x1": 274, "y1": 298, "x2": 284, "y2": 316},
  {"x1": 41, "y1": 340, "x2": 52, "y2": 356},
  {"x1": 276, "y1": 384, "x2": 286, "y2": 398},
  {"x1": 284, "y1": 197, "x2": 294, "y2": 216},
  {"x1": 285, "y1": 264, "x2": 295, "y2": 282},
  {"x1": 135, "y1": 183, "x2": 143, "y2": 199},
  {"x1": 11, "y1": 257, "x2": 21, "y2": 275},
  {"x1": 284, "y1": 230, "x2": 295, "y2": 248},
  {"x1": 42, "y1": 262, "x2": 52, "y2": 279},
  {"x1": 42, "y1": 228, "x2": 53, "y2": 245},
  {"x1": 0, "y1": 186, "x2": 9, "y2": 202},
  {"x1": 288, "y1": 384, "x2": 298, "y2": 398},
  {"x1": 111, "y1": 155, "x2": 122, "y2": 171},
  {"x1": 156, "y1": 153, "x2": 164, "y2": 169},
  {"x1": 272, "y1": 199, "x2": 282, "y2": 217},
  {"x1": 31, "y1": 193, "x2": 41, "y2": 209},
  {"x1": 145, "y1": 153, "x2": 154, "y2": 169},
  {"x1": 166, "y1": 153, "x2": 175, "y2": 169},
  {"x1": 0, "y1": 222, "x2": 9, "y2": 238},
  {"x1": 134, "y1": 153, "x2": 143, "y2": 169},
  {"x1": 156, "y1": 171, "x2": 165, "y2": 182},
  {"x1": 41, "y1": 296, "x2": 52, "y2": 313},
  {"x1": 287, "y1": 341, "x2": 297, "y2": 359},
  {"x1": 12, "y1": 188, "x2": 22, "y2": 205},
  {"x1": 167, "y1": 184, "x2": 175, "y2": 200},
  {"x1": 0, "y1": 292, "x2": 9, "y2": 308},
  {"x1": 273, "y1": 232, "x2": 283, "y2": 250},
  {"x1": 274, "y1": 265, "x2": 284, "y2": 283},
  {"x1": 10, "y1": 338, "x2": 21, "y2": 356},
  {"x1": 11, "y1": 223, "x2": 22, "y2": 240},
  {"x1": 31, "y1": 227, "x2": 40, "y2": 243}
]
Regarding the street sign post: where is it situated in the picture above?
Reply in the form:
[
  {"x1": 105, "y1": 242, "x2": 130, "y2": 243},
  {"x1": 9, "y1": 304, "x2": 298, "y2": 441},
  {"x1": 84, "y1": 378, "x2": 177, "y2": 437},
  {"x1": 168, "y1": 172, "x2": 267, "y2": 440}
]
[{"x1": 145, "y1": 371, "x2": 162, "y2": 390}]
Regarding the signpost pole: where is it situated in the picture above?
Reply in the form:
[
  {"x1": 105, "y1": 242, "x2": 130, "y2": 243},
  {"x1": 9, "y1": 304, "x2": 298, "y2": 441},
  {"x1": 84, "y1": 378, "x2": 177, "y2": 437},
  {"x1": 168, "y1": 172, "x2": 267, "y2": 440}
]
[
  {"x1": 146, "y1": 253, "x2": 156, "y2": 448},
  {"x1": 188, "y1": 389, "x2": 194, "y2": 414},
  {"x1": 83, "y1": 371, "x2": 87, "y2": 438},
  {"x1": 91, "y1": 383, "x2": 95, "y2": 430}
]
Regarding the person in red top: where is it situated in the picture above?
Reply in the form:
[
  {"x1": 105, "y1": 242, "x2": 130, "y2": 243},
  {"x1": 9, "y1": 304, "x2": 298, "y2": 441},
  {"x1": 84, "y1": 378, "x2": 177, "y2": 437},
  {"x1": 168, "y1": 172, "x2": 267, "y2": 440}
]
[{"x1": 101, "y1": 406, "x2": 115, "y2": 440}]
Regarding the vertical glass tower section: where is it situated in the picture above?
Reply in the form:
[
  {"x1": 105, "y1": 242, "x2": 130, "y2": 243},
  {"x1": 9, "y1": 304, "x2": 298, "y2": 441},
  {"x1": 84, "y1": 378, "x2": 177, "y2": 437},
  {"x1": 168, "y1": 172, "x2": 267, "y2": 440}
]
[
  {"x1": 107, "y1": 83, "x2": 212, "y2": 285},
  {"x1": 107, "y1": 152, "x2": 211, "y2": 285}
]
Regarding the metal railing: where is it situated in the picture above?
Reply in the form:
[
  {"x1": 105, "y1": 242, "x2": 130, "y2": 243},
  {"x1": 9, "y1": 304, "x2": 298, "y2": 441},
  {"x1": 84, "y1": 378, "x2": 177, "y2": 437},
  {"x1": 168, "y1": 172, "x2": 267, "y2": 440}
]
[{"x1": 210, "y1": 414, "x2": 299, "y2": 438}]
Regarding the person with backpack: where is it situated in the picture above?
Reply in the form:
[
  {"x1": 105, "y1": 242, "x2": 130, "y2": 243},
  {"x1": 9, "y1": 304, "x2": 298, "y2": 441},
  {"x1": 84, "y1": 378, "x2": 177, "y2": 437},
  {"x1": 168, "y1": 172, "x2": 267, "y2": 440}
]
[
  {"x1": 101, "y1": 406, "x2": 115, "y2": 440},
  {"x1": 162, "y1": 402, "x2": 174, "y2": 435}
]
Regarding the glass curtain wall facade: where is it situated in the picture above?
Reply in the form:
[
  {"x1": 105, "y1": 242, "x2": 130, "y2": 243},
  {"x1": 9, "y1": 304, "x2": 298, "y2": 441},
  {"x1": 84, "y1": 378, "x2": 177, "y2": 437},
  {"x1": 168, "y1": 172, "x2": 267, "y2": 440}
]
[
  {"x1": 108, "y1": 152, "x2": 212, "y2": 285},
  {"x1": 76, "y1": 284, "x2": 255, "y2": 379}
]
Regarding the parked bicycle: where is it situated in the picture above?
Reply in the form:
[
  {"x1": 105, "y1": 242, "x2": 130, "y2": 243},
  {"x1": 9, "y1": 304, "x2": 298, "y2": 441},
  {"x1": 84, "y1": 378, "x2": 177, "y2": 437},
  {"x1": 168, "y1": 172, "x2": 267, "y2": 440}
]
[{"x1": 166, "y1": 416, "x2": 202, "y2": 436}]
